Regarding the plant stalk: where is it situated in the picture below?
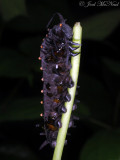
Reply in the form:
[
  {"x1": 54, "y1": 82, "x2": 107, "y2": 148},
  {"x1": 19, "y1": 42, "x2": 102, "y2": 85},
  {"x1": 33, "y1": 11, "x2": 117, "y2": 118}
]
[{"x1": 52, "y1": 22, "x2": 82, "y2": 160}]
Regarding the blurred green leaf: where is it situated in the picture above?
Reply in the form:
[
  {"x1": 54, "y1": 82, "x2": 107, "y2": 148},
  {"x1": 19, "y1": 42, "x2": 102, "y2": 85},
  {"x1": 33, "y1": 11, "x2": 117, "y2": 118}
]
[
  {"x1": 19, "y1": 36, "x2": 42, "y2": 56},
  {"x1": 7, "y1": 16, "x2": 44, "y2": 32},
  {"x1": 79, "y1": 74, "x2": 112, "y2": 122},
  {"x1": 0, "y1": 97, "x2": 43, "y2": 122},
  {"x1": 82, "y1": 9, "x2": 120, "y2": 40},
  {"x1": 0, "y1": 49, "x2": 30, "y2": 78},
  {"x1": 6, "y1": 3, "x2": 54, "y2": 33},
  {"x1": 74, "y1": 102, "x2": 91, "y2": 117},
  {"x1": 80, "y1": 130, "x2": 120, "y2": 160},
  {"x1": 26, "y1": 0, "x2": 70, "y2": 23},
  {"x1": 1, "y1": 0, "x2": 27, "y2": 21},
  {"x1": 0, "y1": 143, "x2": 38, "y2": 160},
  {"x1": 0, "y1": 49, "x2": 40, "y2": 83},
  {"x1": 6, "y1": 0, "x2": 71, "y2": 32},
  {"x1": 19, "y1": 36, "x2": 42, "y2": 72},
  {"x1": 102, "y1": 58, "x2": 120, "y2": 75}
]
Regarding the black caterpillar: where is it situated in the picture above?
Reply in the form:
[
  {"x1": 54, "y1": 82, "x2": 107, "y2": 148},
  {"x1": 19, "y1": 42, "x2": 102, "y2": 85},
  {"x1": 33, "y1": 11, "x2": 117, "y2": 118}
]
[{"x1": 39, "y1": 13, "x2": 80, "y2": 149}]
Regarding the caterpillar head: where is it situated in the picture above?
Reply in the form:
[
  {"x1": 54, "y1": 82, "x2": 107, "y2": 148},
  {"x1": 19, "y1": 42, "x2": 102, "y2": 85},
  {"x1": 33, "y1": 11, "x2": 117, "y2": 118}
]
[{"x1": 47, "y1": 12, "x2": 73, "y2": 39}]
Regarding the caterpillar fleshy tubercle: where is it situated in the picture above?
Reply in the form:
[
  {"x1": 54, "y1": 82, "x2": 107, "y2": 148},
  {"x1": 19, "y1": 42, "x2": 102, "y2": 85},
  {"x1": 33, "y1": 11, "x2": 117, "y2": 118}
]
[{"x1": 39, "y1": 13, "x2": 80, "y2": 149}]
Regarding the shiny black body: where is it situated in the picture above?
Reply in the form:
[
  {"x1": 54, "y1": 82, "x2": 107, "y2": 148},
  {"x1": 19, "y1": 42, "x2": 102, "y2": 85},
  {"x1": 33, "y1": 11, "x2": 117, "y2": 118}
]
[{"x1": 39, "y1": 13, "x2": 80, "y2": 149}]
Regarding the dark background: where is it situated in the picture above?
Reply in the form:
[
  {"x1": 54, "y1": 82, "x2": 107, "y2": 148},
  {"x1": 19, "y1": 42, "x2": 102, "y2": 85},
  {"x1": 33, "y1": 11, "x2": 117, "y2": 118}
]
[{"x1": 0, "y1": 0, "x2": 120, "y2": 160}]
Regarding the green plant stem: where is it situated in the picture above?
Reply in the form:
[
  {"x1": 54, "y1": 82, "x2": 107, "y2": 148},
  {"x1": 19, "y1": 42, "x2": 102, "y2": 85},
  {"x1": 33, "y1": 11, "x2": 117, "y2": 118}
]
[{"x1": 52, "y1": 22, "x2": 82, "y2": 160}]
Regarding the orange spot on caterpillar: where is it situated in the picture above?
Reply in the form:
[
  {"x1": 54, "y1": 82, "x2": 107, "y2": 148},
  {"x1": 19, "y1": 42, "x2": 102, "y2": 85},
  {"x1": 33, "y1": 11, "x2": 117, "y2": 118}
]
[
  {"x1": 47, "y1": 124, "x2": 57, "y2": 131},
  {"x1": 60, "y1": 23, "x2": 62, "y2": 27},
  {"x1": 40, "y1": 101, "x2": 43, "y2": 104},
  {"x1": 40, "y1": 113, "x2": 43, "y2": 117},
  {"x1": 40, "y1": 67, "x2": 43, "y2": 70},
  {"x1": 54, "y1": 99, "x2": 60, "y2": 103},
  {"x1": 41, "y1": 78, "x2": 44, "y2": 81},
  {"x1": 46, "y1": 34, "x2": 48, "y2": 37},
  {"x1": 40, "y1": 45, "x2": 43, "y2": 48},
  {"x1": 38, "y1": 57, "x2": 41, "y2": 60},
  {"x1": 41, "y1": 90, "x2": 43, "y2": 93},
  {"x1": 57, "y1": 86, "x2": 63, "y2": 93}
]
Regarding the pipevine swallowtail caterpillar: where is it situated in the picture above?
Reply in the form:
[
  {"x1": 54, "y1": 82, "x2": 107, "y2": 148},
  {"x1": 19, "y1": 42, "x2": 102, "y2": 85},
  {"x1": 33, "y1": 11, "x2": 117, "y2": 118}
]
[{"x1": 38, "y1": 13, "x2": 80, "y2": 149}]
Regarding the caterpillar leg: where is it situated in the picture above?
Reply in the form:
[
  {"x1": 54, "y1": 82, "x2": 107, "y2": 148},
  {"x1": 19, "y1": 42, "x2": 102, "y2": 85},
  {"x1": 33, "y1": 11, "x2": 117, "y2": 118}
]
[
  {"x1": 68, "y1": 80, "x2": 74, "y2": 88},
  {"x1": 54, "y1": 118, "x2": 62, "y2": 128},
  {"x1": 70, "y1": 52, "x2": 80, "y2": 57},
  {"x1": 50, "y1": 140, "x2": 57, "y2": 148},
  {"x1": 50, "y1": 140, "x2": 67, "y2": 148},
  {"x1": 72, "y1": 104, "x2": 77, "y2": 111},
  {"x1": 75, "y1": 90, "x2": 78, "y2": 96},
  {"x1": 77, "y1": 85, "x2": 80, "y2": 88},
  {"x1": 75, "y1": 99, "x2": 80, "y2": 103},
  {"x1": 69, "y1": 46, "x2": 79, "y2": 51},
  {"x1": 40, "y1": 132, "x2": 46, "y2": 135},
  {"x1": 35, "y1": 124, "x2": 40, "y2": 128},
  {"x1": 72, "y1": 115, "x2": 80, "y2": 121},
  {"x1": 57, "y1": 120, "x2": 62, "y2": 128},
  {"x1": 69, "y1": 41, "x2": 81, "y2": 46},
  {"x1": 69, "y1": 120, "x2": 76, "y2": 128},
  {"x1": 60, "y1": 106, "x2": 67, "y2": 113},
  {"x1": 65, "y1": 93, "x2": 71, "y2": 102},
  {"x1": 57, "y1": 104, "x2": 67, "y2": 114},
  {"x1": 39, "y1": 140, "x2": 48, "y2": 150}
]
